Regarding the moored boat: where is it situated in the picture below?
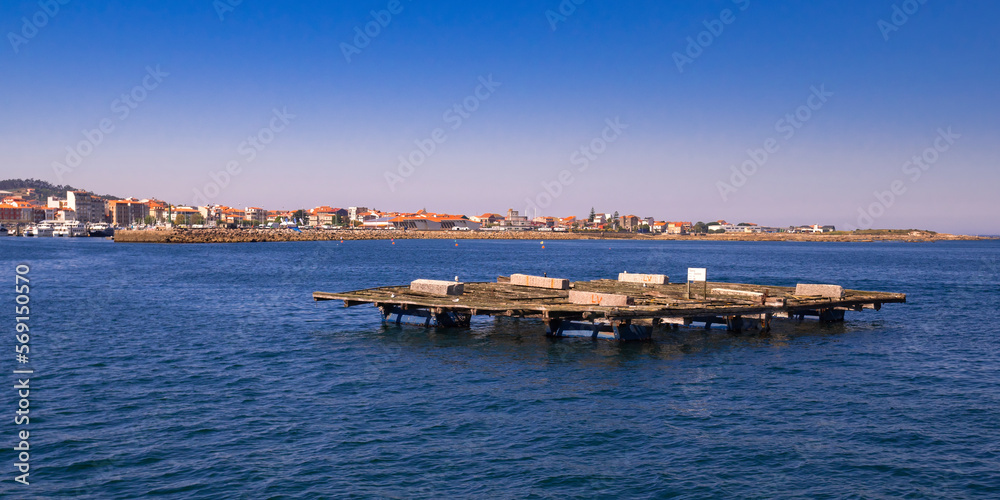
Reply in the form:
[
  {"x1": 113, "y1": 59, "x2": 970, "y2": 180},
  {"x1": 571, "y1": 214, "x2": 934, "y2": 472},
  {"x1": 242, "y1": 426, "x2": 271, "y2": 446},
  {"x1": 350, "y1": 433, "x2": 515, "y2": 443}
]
[
  {"x1": 25, "y1": 222, "x2": 54, "y2": 237},
  {"x1": 52, "y1": 220, "x2": 87, "y2": 237},
  {"x1": 88, "y1": 222, "x2": 115, "y2": 237}
]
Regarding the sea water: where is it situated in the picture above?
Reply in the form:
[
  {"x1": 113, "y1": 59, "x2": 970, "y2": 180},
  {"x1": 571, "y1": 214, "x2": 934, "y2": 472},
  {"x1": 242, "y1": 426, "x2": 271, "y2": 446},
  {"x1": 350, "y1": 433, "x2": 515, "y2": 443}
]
[{"x1": 2, "y1": 237, "x2": 998, "y2": 498}]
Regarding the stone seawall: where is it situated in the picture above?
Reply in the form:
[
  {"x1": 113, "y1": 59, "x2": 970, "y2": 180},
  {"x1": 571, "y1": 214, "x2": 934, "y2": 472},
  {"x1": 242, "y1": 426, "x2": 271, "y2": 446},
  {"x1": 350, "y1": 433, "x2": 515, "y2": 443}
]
[
  {"x1": 113, "y1": 229, "x2": 620, "y2": 243},
  {"x1": 113, "y1": 229, "x2": 986, "y2": 244}
]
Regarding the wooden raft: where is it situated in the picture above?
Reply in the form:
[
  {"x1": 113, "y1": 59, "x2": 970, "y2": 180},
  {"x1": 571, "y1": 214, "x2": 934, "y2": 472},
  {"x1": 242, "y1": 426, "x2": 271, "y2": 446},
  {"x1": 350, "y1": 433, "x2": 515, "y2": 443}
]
[{"x1": 313, "y1": 276, "x2": 906, "y2": 341}]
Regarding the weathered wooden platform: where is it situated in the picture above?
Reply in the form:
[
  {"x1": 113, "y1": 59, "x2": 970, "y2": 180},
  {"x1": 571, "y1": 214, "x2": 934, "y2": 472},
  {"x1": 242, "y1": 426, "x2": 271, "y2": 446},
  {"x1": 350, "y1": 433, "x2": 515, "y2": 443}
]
[{"x1": 313, "y1": 276, "x2": 906, "y2": 341}]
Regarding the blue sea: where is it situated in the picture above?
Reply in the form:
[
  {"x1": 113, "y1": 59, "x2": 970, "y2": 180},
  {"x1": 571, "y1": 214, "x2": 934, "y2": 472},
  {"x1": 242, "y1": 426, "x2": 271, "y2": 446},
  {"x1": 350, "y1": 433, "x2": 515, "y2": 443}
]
[{"x1": 3, "y1": 237, "x2": 999, "y2": 498}]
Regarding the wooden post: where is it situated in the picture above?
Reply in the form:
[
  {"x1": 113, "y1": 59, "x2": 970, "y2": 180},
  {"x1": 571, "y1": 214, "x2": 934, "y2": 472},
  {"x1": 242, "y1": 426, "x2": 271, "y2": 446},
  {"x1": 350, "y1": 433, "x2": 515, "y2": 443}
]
[
  {"x1": 726, "y1": 315, "x2": 744, "y2": 333},
  {"x1": 546, "y1": 319, "x2": 559, "y2": 336},
  {"x1": 760, "y1": 313, "x2": 772, "y2": 333}
]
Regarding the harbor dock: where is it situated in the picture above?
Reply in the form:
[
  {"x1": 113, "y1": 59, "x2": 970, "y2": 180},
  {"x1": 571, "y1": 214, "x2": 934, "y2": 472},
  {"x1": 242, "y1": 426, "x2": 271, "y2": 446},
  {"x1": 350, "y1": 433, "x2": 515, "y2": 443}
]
[{"x1": 313, "y1": 274, "x2": 906, "y2": 341}]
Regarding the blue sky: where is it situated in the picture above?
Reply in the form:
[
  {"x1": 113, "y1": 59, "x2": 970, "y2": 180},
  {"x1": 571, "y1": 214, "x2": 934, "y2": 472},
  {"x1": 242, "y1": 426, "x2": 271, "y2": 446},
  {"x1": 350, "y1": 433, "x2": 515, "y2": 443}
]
[{"x1": 1, "y1": 0, "x2": 997, "y2": 233}]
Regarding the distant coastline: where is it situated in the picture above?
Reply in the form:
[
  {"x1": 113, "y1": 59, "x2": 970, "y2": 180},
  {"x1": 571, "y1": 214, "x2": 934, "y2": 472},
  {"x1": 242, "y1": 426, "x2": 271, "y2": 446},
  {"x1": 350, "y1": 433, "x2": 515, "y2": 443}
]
[{"x1": 112, "y1": 228, "x2": 993, "y2": 244}]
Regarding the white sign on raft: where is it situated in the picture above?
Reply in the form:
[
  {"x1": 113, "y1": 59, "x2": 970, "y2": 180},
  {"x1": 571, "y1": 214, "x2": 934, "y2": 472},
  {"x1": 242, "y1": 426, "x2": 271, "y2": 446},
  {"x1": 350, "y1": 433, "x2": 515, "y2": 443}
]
[{"x1": 687, "y1": 268, "x2": 707, "y2": 282}]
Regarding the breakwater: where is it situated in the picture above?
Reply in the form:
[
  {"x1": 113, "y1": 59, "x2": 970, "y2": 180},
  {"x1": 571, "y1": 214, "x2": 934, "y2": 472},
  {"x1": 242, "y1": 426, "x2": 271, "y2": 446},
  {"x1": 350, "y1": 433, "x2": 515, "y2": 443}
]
[
  {"x1": 113, "y1": 228, "x2": 988, "y2": 244},
  {"x1": 114, "y1": 229, "x2": 618, "y2": 243}
]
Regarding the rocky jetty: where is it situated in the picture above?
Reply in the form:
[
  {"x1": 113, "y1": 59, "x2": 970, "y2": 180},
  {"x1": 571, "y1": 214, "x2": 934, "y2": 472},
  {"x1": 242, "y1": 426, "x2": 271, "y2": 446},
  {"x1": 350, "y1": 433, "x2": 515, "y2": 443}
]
[{"x1": 113, "y1": 228, "x2": 988, "y2": 244}]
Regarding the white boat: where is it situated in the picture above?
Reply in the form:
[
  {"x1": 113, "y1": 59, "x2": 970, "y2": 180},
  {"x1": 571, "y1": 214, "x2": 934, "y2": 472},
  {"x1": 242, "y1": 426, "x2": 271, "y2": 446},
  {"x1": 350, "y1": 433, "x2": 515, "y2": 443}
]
[
  {"x1": 52, "y1": 220, "x2": 87, "y2": 237},
  {"x1": 25, "y1": 222, "x2": 54, "y2": 237}
]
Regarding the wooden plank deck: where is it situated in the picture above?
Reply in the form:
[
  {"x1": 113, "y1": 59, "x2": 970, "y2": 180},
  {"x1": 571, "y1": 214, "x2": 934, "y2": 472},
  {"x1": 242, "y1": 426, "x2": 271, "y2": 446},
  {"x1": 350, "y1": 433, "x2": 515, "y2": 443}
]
[{"x1": 313, "y1": 277, "x2": 906, "y2": 322}]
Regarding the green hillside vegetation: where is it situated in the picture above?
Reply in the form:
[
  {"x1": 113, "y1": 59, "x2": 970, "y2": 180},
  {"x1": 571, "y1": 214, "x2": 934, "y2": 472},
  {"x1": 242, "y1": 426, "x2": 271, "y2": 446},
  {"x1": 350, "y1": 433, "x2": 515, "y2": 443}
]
[{"x1": 0, "y1": 178, "x2": 120, "y2": 202}]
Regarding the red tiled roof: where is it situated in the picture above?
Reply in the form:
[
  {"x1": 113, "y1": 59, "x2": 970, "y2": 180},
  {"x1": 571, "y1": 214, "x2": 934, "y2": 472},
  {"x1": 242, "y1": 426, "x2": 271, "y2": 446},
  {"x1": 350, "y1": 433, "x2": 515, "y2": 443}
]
[{"x1": 390, "y1": 212, "x2": 469, "y2": 223}]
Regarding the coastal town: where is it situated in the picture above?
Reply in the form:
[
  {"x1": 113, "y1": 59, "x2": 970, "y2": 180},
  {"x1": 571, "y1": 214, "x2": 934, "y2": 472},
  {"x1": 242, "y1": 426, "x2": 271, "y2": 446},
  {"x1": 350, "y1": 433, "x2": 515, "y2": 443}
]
[{"x1": 0, "y1": 182, "x2": 838, "y2": 237}]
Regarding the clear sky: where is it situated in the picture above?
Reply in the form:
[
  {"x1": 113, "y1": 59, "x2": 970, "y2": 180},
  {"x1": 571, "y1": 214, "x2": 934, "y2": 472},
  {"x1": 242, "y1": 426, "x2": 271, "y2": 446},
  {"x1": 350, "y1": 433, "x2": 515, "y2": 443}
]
[{"x1": 2, "y1": 0, "x2": 998, "y2": 234}]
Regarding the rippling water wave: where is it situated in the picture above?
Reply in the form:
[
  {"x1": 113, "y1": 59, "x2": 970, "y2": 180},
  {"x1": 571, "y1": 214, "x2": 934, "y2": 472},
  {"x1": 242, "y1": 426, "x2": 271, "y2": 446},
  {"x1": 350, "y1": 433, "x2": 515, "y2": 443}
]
[{"x1": 3, "y1": 238, "x2": 998, "y2": 498}]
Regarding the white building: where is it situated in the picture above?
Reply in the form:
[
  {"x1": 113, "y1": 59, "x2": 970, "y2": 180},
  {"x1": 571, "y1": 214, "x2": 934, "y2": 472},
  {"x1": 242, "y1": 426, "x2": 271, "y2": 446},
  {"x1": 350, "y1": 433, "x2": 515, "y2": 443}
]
[
  {"x1": 498, "y1": 209, "x2": 532, "y2": 230},
  {"x1": 388, "y1": 213, "x2": 482, "y2": 231},
  {"x1": 708, "y1": 223, "x2": 761, "y2": 233},
  {"x1": 66, "y1": 191, "x2": 105, "y2": 223},
  {"x1": 47, "y1": 196, "x2": 66, "y2": 209},
  {"x1": 348, "y1": 207, "x2": 368, "y2": 222},
  {"x1": 245, "y1": 207, "x2": 267, "y2": 224},
  {"x1": 799, "y1": 224, "x2": 836, "y2": 233},
  {"x1": 54, "y1": 208, "x2": 77, "y2": 221}
]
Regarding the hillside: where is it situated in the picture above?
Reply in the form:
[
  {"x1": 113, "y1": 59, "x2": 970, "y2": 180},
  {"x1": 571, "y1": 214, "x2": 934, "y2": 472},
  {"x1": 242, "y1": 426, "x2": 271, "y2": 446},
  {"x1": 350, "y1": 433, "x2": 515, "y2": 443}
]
[{"x1": 0, "y1": 178, "x2": 120, "y2": 202}]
